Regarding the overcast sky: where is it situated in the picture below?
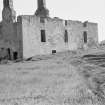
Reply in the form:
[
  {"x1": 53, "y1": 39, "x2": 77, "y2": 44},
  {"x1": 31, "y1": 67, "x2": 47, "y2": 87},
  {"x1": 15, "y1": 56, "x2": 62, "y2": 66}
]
[{"x1": 0, "y1": 0, "x2": 105, "y2": 42}]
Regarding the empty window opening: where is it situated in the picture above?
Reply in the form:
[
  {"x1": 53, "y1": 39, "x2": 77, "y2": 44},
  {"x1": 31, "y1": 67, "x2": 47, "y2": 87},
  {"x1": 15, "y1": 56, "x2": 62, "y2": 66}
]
[
  {"x1": 65, "y1": 20, "x2": 67, "y2": 26},
  {"x1": 64, "y1": 30, "x2": 68, "y2": 43},
  {"x1": 41, "y1": 30, "x2": 46, "y2": 42},
  {"x1": 0, "y1": 25, "x2": 2, "y2": 35},
  {"x1": 40, "y1": 17, "x2": 45, "y2": 23},
  {"x1": 52, "y1": 50, "x2": 56, "y2": 54},
  {"x1": 83, "y1": 31, "x2": 87, "y2": 43},
  {"x1": 13, "y1": 52, "x2": 18, "y2": 60},
  {"x1": 7, "y1": 48, "x2": 11, "y2": 60},
  {"x1": 83, "y1": 21, "x2": 88, "y2": 27}
]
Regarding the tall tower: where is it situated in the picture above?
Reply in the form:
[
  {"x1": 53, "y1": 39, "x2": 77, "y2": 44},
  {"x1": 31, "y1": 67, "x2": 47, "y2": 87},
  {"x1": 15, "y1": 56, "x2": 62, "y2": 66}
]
[
  {"x1": 2, "y1": 0, "x2": 16, "y2": 22},
  {"x1": 35, "y1": 0, "x2": 49, "y2": 17}
]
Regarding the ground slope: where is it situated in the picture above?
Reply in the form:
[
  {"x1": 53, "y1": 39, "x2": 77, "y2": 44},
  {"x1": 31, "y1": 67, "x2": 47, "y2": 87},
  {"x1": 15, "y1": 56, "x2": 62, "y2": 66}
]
[{"x1": 0, "y1": 51, "x2": 105, "y2": 105}]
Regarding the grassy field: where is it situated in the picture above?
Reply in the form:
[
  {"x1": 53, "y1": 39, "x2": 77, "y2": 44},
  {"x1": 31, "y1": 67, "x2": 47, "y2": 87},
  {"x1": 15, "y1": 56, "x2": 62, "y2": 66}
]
[{"x1": 0, "y1": 50, "x2": 105, "y2": 105}]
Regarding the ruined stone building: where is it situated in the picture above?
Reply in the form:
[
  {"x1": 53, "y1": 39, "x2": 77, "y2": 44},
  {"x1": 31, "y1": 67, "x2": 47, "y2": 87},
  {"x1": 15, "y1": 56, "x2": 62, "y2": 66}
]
[{"x1": 0, "y1": 0, "x2": 98, "y2": 59}]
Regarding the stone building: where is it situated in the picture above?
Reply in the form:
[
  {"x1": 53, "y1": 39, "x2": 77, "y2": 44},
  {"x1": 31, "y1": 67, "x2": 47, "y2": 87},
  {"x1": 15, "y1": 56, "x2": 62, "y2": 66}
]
[{"x1": 0, "y1": 0, "x2": 98, "y2": 59}]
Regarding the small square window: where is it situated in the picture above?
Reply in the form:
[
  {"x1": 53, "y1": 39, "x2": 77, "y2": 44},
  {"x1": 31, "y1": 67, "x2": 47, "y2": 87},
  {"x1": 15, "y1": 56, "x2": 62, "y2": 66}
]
[{"x1": 52, "y1": 50, "x2": 56, "y2": 54}]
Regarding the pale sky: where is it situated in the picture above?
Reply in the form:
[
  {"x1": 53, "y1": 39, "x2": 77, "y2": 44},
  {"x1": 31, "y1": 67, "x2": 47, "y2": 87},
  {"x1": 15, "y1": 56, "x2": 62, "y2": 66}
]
[{"x1": 0, "y1": 0, "x2": 105, "y2": 42}]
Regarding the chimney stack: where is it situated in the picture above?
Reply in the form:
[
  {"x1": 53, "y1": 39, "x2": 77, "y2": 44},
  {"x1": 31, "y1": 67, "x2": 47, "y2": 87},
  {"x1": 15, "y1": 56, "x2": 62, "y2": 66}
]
[{"x1": 35, "y1": 0, "x2": 49, "y2": 17}]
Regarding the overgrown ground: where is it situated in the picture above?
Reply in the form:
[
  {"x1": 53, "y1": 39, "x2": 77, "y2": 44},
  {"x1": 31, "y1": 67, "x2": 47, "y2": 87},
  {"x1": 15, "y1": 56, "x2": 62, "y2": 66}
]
[{"x1": 0, "y1": 49, "x2": 105, "y2": 105}]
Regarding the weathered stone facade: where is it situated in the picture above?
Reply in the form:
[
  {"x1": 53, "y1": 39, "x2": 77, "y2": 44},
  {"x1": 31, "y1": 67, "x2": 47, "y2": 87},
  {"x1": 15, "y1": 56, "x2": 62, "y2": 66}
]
[
  {"x1": 0, "y1": 0, "x2": 98, "y2": 59},
  {"x1": 0, "y1": 0, "x2": 19, "y2": 60}
]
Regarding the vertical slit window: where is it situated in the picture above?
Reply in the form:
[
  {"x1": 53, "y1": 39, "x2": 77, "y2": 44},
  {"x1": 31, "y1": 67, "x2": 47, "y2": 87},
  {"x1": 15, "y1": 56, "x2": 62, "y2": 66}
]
[
  {"x1": 83, "y1": 31, "x2": 87, "y2": 43},
  {"x1": 65, "y1": 20, "x2": 67, "y2": 26},
  {"x1": 41, "y1": 30, "x2": 46, "y2": 42},
  {"x1": 64, "y1": 30, "x2": 68, "y2": 43},
  {"x1": 0, "y1": 25, "x2": 2, "y2": 35}
]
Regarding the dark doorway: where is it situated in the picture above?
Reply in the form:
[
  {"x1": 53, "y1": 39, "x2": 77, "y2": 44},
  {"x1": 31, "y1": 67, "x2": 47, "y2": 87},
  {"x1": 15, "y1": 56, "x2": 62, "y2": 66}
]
[
  {"x1": 13, "y1": 52, "x2": 18, "y2": 60},
  {"x1": 52, "y1": 50, "x2": 56, "y2": 54},
  {"x1": 7, "y1": 48, "x2": 11, "y2": 60}
]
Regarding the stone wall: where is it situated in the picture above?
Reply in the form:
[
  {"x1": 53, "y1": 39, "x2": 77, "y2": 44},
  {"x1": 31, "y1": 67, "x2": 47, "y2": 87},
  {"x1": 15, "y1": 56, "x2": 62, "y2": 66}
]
[
  {"x1": 21, "y1": 15, "x2": 98, "y2": 58},
  {"x1": 21, "y1": 16, "x2": 68, "y2": 58},
  {"x1": 86, "y1": 22, "x2": 98, "y2": 48},
  {"x1": 0, "y1": 20, "x2": 21, "y2": 60},
  {"x1": 66, "y1": 20, "x2": 83, "y2": 50}
]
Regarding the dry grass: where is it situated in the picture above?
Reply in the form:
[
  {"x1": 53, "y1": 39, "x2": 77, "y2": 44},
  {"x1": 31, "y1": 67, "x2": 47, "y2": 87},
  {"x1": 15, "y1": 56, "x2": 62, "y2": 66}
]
[{"x1": 0, "y1": 50, "x2": 105, "y2": 104}]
